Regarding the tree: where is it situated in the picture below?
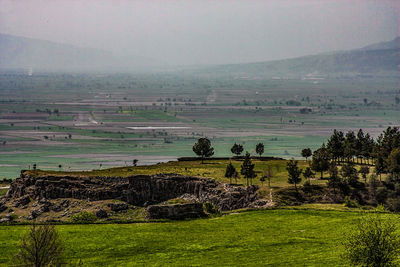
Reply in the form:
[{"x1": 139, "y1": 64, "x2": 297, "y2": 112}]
[
  {"x1": 231, "y1": 143, "x2": 244, "y2": 157},
  {"x1": 387, "y1": 148, "x2": 400, "y2": 178},
  {"x1": 14, "y1": 224, "x2": 64, "y2": 267},
  {"x1": 326, "y1": 129, "x2": 345, "y2": 163},
  {"x1": 262, "y1": 167, "x2": 274, "y2": 188},
  {"x1": 344, "y1": 131, "x2": 357, "y2": 162},
  {"x1": 240, "y1": 152, "x2": 256, "y2": 186},
  {"x1": 375, "y1": 156, "x2": 385, "y2": 182},
  {"x1": 343, "y1": 215, "x2": 400, "y2": 267},
  {"x1": 359, "y1": 166, "x2": 370, "y2": 183},
  {"x1": 327, "y1": 163, "x2": 342, "y2": 198},
  {"x1": 301, "y1": 148, "x2": 312, "y2": 162},
  {"x1": 310, "y1": 145, "x2": 331, "y2": 179},
  {"x1": 225, "y1": 162, "x2": 237, "y2": 184},
  {"x1": 133, "y1": 159, "x2": 138, "y2": 166},
  {"x1": 193, "y1": 138, "x2": 214, "y2": 163},
  {"x1": 303, "y1": 167, "x2": 314, "y2": 183},
  {"x1": 256, "y1": 143, "x2": 264, "y2": 158},
  {"x1": 286, "y1": 159, "x2": 302, "y2": 192},
  {"x1": 341, "y1": 163, "x2": 358, "y2": 186}
]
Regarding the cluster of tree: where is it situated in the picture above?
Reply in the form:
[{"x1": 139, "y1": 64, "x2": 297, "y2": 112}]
[
  {"x1": 316, "y1": 127, "x2": 400, "y2": 178},
  {"x1": 326, "y1": 129, "x2": 375, "y2": 164},
  {"x1": 225, "y1": 152, "x2": 256, "y2": 186}
]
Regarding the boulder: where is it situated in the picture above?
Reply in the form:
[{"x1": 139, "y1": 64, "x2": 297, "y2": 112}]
[
  {"x1": 108, "y1": 203, "x2": 128, "y2": 212},
  {"x1": 0, "y1": 214, "x2": 13, "y2": 223},
  {"x1": 14, "y1": 195, "x2": 30, "y2": 207}
]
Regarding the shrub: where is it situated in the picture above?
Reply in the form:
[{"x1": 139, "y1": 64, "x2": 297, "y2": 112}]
[
  {"x1": 203, "y1": 202, "x2": 220, "y2": 216},
  {"x1": 14, "y1": 224, "x2": 63, "y2": 266},
  {"x1": 343, "y1": 215, "x2": 400, "y2": 266},
  {"x1": 70, "y1": 211, "x2": 97, "y2": 223},
  {"x1": 343, "y1": 196, "x2": 358, "y2": 208}
]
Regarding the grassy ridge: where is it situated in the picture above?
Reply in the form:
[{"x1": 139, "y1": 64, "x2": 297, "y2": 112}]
[{"x1": 1, "y1": 209, "x2": 392, "y2": 266}]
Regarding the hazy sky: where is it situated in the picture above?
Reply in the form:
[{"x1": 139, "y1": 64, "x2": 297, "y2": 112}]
[{"x1": 1, "y1": 0, "x2": 399, "y2": 65}]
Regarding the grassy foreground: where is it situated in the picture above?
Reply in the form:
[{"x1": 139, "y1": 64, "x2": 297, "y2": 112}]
[{"x1": 1, "y1": 208, "x2": 398, "y2": 266}]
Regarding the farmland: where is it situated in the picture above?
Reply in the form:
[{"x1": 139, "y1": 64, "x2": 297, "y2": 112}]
[{"x1": 0, "y1": 72, "x2": 398, "y2": 179}]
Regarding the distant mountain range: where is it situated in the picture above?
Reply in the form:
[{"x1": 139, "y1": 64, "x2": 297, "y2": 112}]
[
  {"x1": 0, "y1": 33, "x2": 399, "y2": 76},
  {"x1": 200, "y1": 37, "x2": 400, "y2": 77},
  {"x1": 0, "y1": 34, "x2": 159, "y2": 72}
]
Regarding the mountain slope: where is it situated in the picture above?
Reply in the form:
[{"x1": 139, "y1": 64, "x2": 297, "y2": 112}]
[
  {"x1": 198, "y1": 37, "x2": 400, "y2": 77},
  {"x1": 0, "y1": 34, "x2": 156, "y2": 72}
]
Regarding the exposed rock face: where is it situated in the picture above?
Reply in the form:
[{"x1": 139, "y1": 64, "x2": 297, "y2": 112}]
[
  {"x1": 146, "y1": 203, "x2": 206, "y2": 220},
  {"x1": 5, "y1": 173, "x2": 258, "y2": 211}
]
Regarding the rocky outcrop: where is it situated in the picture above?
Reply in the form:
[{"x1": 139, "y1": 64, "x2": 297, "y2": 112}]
[
  {"x1": 146, "y1": 203, "x2": 206, "y2": 220},
  {"x1": 5, "y1": 172, "x2": 258, "y2": 211}
]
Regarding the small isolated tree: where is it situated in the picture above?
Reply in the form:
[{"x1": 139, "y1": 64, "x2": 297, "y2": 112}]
[
  {"x1": 133, "y1": 159, "x2": 138, "y2": 166},
  {"x1": 262, "y1": 167, "x2": 274, "y2": 188},
  {"x1": 58, "y1": 164, "x2": 62, "y2": 171},
  {"x1": 240, "y1": 152, "x2": 256, "y2": 186},
  {"x1": 256, "y1": 143, "x2": 264, "y2": 158},
  {"x1": 343, "y1": 215, "x2": 400, "y2": 267},
  {"x1": 359, "y1": 166, "x2": 370, "y2": 183},
  {"x1": 301, "y1": 148, "x2": 312, "y2": 162},
  {"x1": 303, "y1": 167, "x2": 315, "y2": 183},
  {"x1": 193, "y1": 138, "x2": 214, "y2": 163},
  {"x1": 225, "y1": 162, "x2": 236, "y2": 184},
  {"x1": 286, "y1": 159, "x2": 302, "y2": 192},
  {"x1": 14, "y1": 224, "x2": 64, "y2": 267},
  {"x1": 231, "y1": 143, "x2": 244, "y2": 157}
]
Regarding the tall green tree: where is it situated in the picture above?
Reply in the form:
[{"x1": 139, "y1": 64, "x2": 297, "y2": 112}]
[
  {"x1": 327, "y1": 163, "x2": 342, "y2": 198},
  {"x1": 326, "y1": 129, "x2": 345, "y2": 163},
  {"x1": 311, "y1": 145, "x2": 331, "y2": 179},
  {"x1": 240, "y1": 152, "x2": 256, "y2": 186},
  {"x1": 301, "y1": 148, "x2": 312, "y2": 162},
  {"x1": 192, "y1": 138, "x2": 214, "y2": 163},
  {"x1": 341, "y1": 163, "x2": 359, "y2": 186},
  {"x1": 231, "y1": 143, "x2": 244, "y2": 157},
  {"x1": 344, "y1": 131, "x2": 357, "y2": 163},
  {"x1": 255, "y1": 143, "x2": 264, "y2": 158},
  {"x1": 225, "y1": 162, "x2": 237, "y2": 184},
  {"x1": 387, "y1": 148, "x2": 400, "y2": 178},
  {"x1": 286, "y1": 159, "x2": 302, "y2": 192}
]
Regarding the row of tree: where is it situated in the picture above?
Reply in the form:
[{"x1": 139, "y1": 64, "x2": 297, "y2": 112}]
[{"x1": 308, "y1": 127, "x2": 400, "y2": 178}]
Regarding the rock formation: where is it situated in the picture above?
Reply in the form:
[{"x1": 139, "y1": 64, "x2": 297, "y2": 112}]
[{"x1": 4, "y1": 172, "x2": 259, "y2": 218}]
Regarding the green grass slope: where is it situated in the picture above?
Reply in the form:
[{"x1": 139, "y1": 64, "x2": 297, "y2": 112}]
[{"x1": 1, "y1": 209, "x2": 398, "y2": 266}]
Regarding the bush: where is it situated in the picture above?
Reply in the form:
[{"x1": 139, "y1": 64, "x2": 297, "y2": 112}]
[
  {"x1": 343, "y1": 196, "x2": 358, "y2": 208},
  {"x1": 70, "y1": 211, "x2": 97, "y2": 223},
  {"x1": 14, "y1": 224, "x2": 64, "y2": 266},
  {"x1": 203, "y1": 202, "x2": 220, "y2": 216},
  {"x1": 343, "y1": 215, "x2": 400, "y2": 266},
  {"x1": 386, "y1": 198, "x2": 400, "y2": 212}
]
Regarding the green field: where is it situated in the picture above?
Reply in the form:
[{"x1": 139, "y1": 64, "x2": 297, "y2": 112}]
[{"x1": 0, "y1": 208, "x2": 398, "y2": 266}]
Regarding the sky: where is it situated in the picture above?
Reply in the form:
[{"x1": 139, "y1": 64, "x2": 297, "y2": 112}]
[{"x1": 0, "y1": 0, "x2": 399, "y2": 65}]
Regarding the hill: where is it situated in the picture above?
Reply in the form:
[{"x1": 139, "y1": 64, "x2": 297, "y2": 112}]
[
  {"x1": 191, "y1": 37, "x2": 400, "y2": 78},
  {"x1": 0, "y1": 34, "x2": 157, "y2": 72}
]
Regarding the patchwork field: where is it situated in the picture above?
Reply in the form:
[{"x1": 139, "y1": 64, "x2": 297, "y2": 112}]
[{"x1": 0, "y1": 73, "x2": 399, "y2": 178}]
